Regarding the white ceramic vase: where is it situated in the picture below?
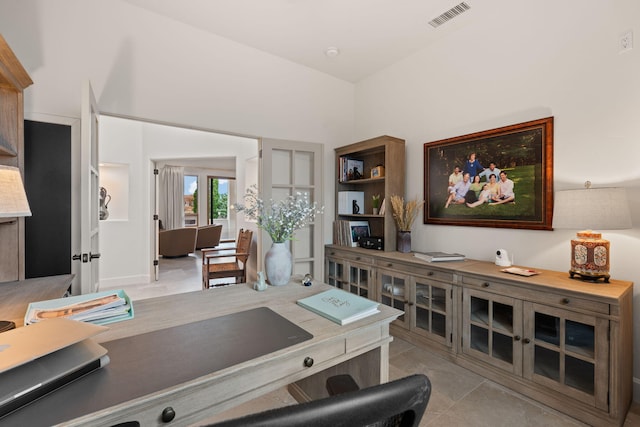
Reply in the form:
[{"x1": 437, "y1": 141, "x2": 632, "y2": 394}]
[{"x1": 265, "y1": 242, "x2": 292, "y2": 286}]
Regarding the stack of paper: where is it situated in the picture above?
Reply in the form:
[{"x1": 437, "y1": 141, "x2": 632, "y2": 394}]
[
  {"x1": 414, "y1": 252, "x2": 466, "y2": 262},
  {"x1": 24, "y1": 289, "x2": 133, "y2": 326}
]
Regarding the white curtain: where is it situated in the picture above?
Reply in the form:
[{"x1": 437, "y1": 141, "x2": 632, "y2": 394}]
[{"x1": 159, "y1": 166, "x2": 184, "y2": 230}]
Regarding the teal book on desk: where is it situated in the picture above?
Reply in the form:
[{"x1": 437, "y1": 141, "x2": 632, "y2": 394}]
[{"x1": 297, "y1": 288, "x2": 379, "y2": 325}]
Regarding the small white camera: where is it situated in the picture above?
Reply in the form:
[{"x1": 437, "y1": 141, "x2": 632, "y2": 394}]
[{"x1": 495, "y1": 249, "x2": 512, "y2": 267}]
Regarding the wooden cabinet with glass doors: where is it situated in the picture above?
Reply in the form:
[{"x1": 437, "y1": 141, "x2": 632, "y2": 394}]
[
  {"x1": 324, "y1": 246, "x2": 632, "y2": 426},
  {"x1": 376, "y1": 256, "x2": 455, "y2": 349},
  {"x1": 457, "y1": 264, "x2": 631, "y2": 427},
  {"x1": 325, "y1": 246, "x2": 374, "y2": 298}
]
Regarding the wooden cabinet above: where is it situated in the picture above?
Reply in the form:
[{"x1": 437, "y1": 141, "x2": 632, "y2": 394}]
[{"x1": 0, "y1": 34, "x2": 33, "y2": 282}]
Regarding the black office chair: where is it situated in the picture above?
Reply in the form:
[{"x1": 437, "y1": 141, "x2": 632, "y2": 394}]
[{"x1": 205, "y1": 374, "x2": 431, "y2": 427}]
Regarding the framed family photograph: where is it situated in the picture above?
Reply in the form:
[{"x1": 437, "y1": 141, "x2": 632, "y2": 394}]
[{"x1": 423, "y1": 117, "x2": 554, "y2": 230}]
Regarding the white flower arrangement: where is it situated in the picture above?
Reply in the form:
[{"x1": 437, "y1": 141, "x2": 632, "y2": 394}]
[{"x1": 234, "y1": 186, "x2": 323, "y2": 244}]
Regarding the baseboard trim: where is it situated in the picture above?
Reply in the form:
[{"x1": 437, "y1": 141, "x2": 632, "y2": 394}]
[{"x1": 99, "y1": 275, "x2": 150, "y2": 289}]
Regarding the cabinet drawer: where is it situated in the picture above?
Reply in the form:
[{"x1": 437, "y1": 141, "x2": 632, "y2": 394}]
[
  {"x1": 95, "y1": 339, "x2": 347, "y2": 426},
  {"x1": 375, "y1": 259, "x2": 453, "y2": 283},
  {"x1": 460, "y1": 275, "x2": 610, "y2": 315},
  {"x1": 327, "y1": 250, "x2": 374, "y2": 265}
]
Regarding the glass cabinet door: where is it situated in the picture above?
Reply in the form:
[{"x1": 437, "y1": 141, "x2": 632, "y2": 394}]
[
  {"x1": 325, "y1": 257, "x2": 346, "y2": 289},
  {"x1": 414, "y1": 277, "x2": 452, "y2": 347},
  {"x1": 462, "y1": 288, "x2": 523, "y2": 374},
  {"x1": 523, "y1": 302, "x2": 608, "y2": 410},
  {"x1": 378, "y1": 270, "x2": 409, "y2": 329},
  {"x1": 347, "y1": 263, "x2": 371, "y2": 298}
]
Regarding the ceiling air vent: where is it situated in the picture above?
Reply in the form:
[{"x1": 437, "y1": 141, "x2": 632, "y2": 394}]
[{"x1": 428, "y1": 2, "x2": 471, "y2": 28}]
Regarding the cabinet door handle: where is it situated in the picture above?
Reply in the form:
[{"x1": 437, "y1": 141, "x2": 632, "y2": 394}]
[
  {"x1": 514, "y1": 335, "x2": 521, "y2": 341},
  {"x1": 562, "y1": 298, "x2": 570, "y2": 304},
  {"x1": 482, "y1": 282, "x2": 490, "y2": 288},
  {"x1": 355, "y1": 257, "x2": 361, "y2": 261},
  {"x1": 523, "y1": 338, "x2": 531, "y2": 344},
  {"x1": 304, "y1": 357, "x2": 314, "y2": 367},
  {"x1": 387, "y1": 263, "x2": 393, "y2": 267},
  {"x1": 427, "y1": 271, "x2": 434, "y2": 276}
]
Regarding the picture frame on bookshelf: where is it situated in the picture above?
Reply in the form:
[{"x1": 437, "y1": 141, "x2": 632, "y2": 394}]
[
  {"x1": 423, "y1": 117, "x2": 554, "y2": 230},
  {"x1": 348, "y1": 221, "x2": 370, "y2": 247},
  {"x1": 346, "y1": 158, "x2": 364, "y2": 181}
]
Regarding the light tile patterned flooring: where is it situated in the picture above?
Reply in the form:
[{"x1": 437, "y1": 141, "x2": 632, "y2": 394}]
[{"x1": 102, "y1": 253, "x2": 640, "y2": 427}]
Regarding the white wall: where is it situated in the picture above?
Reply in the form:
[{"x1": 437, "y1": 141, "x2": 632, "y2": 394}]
[
  {"x1": 355, "y1": 0, "x2": 640, "y2": 398},
  {"x1": 0, "y1": 0, "x2": 355, "y2": 241}
]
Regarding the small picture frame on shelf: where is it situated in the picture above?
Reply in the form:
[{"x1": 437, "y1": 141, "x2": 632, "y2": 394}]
[
  {"x1": 348, "y1": 221, "x2": 370, "y2": 247},
  {"x1": 346, "y1": 158, "x2": 364, "y2": 181},
  {"x1": 370, "y1": 165, "x2": 385, "y2": 179}
]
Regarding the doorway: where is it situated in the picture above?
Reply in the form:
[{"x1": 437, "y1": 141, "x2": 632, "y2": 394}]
[{"x1": 99, "y1": 115, "x2": 259, "y2": 288}]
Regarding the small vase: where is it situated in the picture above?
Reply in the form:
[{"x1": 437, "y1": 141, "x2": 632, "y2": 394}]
[
  {"x1": 372, "y1": 207, "x2": 379, "y2": 215},
  {"x1": 265, "y1": 242, "x2": 293, "y2": 286},
  {"x1": 397, "y1": 231, "x2": 411, "y2": 253}
]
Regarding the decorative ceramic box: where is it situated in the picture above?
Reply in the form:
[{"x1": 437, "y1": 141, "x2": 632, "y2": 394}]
[{"x1": 570, "y1": 231, "x2": 610, "y2": 282}]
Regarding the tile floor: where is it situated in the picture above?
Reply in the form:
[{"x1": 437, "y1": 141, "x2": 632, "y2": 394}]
[{"x1": 102, "y1": 253, "x2": 640, "y2": 427}]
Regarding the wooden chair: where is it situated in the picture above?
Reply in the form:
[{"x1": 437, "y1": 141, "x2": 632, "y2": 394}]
[{"x1": 201, "y1": 229, "x2": 253, "y2": 289}]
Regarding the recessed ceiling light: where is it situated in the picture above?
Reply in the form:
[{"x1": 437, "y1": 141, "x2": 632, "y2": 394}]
[{"x1": 325, "y1": 47, "x2": 340, "y2": 57}]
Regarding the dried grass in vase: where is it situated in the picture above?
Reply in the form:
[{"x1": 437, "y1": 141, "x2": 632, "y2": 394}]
[{"x1": 390, "y1": 195, "x2": 425, "y2": 232}]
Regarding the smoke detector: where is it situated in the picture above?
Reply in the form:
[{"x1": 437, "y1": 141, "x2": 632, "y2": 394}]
[{"x1": 325, "y1": 47, "x2": 340, "y2": 57}]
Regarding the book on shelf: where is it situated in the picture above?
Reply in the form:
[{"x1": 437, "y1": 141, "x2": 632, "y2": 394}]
[
  {"x1": 339, "y1": 157, "x2": 364, "y2": 182},
  {"x1": 414, "y1": 251, "x2": 466, "y2": 262},
  {"x1": 297, "y1": 288, "x2": 380, "y2": 325},
  {"x1": 346, "y1": 158, "x2": 364, "y2": 180},
  {"x1": 378, "y1": 197, "x2": 386, "y2": 215},
  {"x1": 24, "y1": 289, "x2": 134, "y2": 326}
]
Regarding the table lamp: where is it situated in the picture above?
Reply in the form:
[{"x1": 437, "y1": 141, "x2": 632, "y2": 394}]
[
  {"x1": 0, "y1": 165, "x2": 31, "y2": 332},
  {"x1": 0, "y1": 165, "x2": 32, "y2": 223},
  {"x1": 553, "y1": 181, "x2": 632, "y2": 283}
]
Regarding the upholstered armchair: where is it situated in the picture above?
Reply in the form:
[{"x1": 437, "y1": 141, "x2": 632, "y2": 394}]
[{"x1": 159, "y1": 227, "x2": 197, "y2": 257}]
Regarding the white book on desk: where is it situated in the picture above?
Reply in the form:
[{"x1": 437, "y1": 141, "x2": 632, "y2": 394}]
[
  {"x1": 414, "y1": 251, "x2": 465, "y2": 262},
  {"x1": 297, "y1": 288, "x2": 379, "y2": 325}
]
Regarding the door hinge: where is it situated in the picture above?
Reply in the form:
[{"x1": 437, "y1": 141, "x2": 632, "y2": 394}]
[
  {"x1": 154, "y1": 168, "x2": 159, "y2": 175},
  {"x1": 154, "y1": 259, "x2": 159, "y2": 266},
  {"x1": 153, "y1": 214, "x2": 159, "y2": 221}
]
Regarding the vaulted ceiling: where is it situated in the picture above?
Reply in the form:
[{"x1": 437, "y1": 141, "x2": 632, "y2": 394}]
[{"x1": 124, "y1": 0, "x2": 503, "y2": 82}]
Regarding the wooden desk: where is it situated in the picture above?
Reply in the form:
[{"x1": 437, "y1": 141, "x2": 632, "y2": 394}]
[
  {"x1": 4, "y1": 281, "x2": 401, "y2": 426},
  {"x1": 0, "y1": 274, "x2": 73, "y2": 327}
]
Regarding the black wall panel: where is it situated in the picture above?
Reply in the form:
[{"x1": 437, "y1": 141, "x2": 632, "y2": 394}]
[{"x1": 24, "y1": 120, "x2": 72, "y2": 278}]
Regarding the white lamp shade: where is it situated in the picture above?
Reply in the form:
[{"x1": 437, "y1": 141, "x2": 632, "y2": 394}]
[
  {"x1": 553, "y1": 187, "x2": 631, "y2": 230},
  {"x1": 0, "y1": 165, "x2": 31, "y2": 218}
]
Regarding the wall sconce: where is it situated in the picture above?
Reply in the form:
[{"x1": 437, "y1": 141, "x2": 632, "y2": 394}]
[
  {"x1": 0, "y1": 165, "x2": 31, "y2": 224},
  {"x1": 553, "y1": 181, "x2": 632, "y2": 282}
]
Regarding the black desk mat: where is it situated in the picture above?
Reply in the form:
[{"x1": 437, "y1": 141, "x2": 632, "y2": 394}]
[{"x1": 2, "y1": 307, "x2": 313, "y2": 426}]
